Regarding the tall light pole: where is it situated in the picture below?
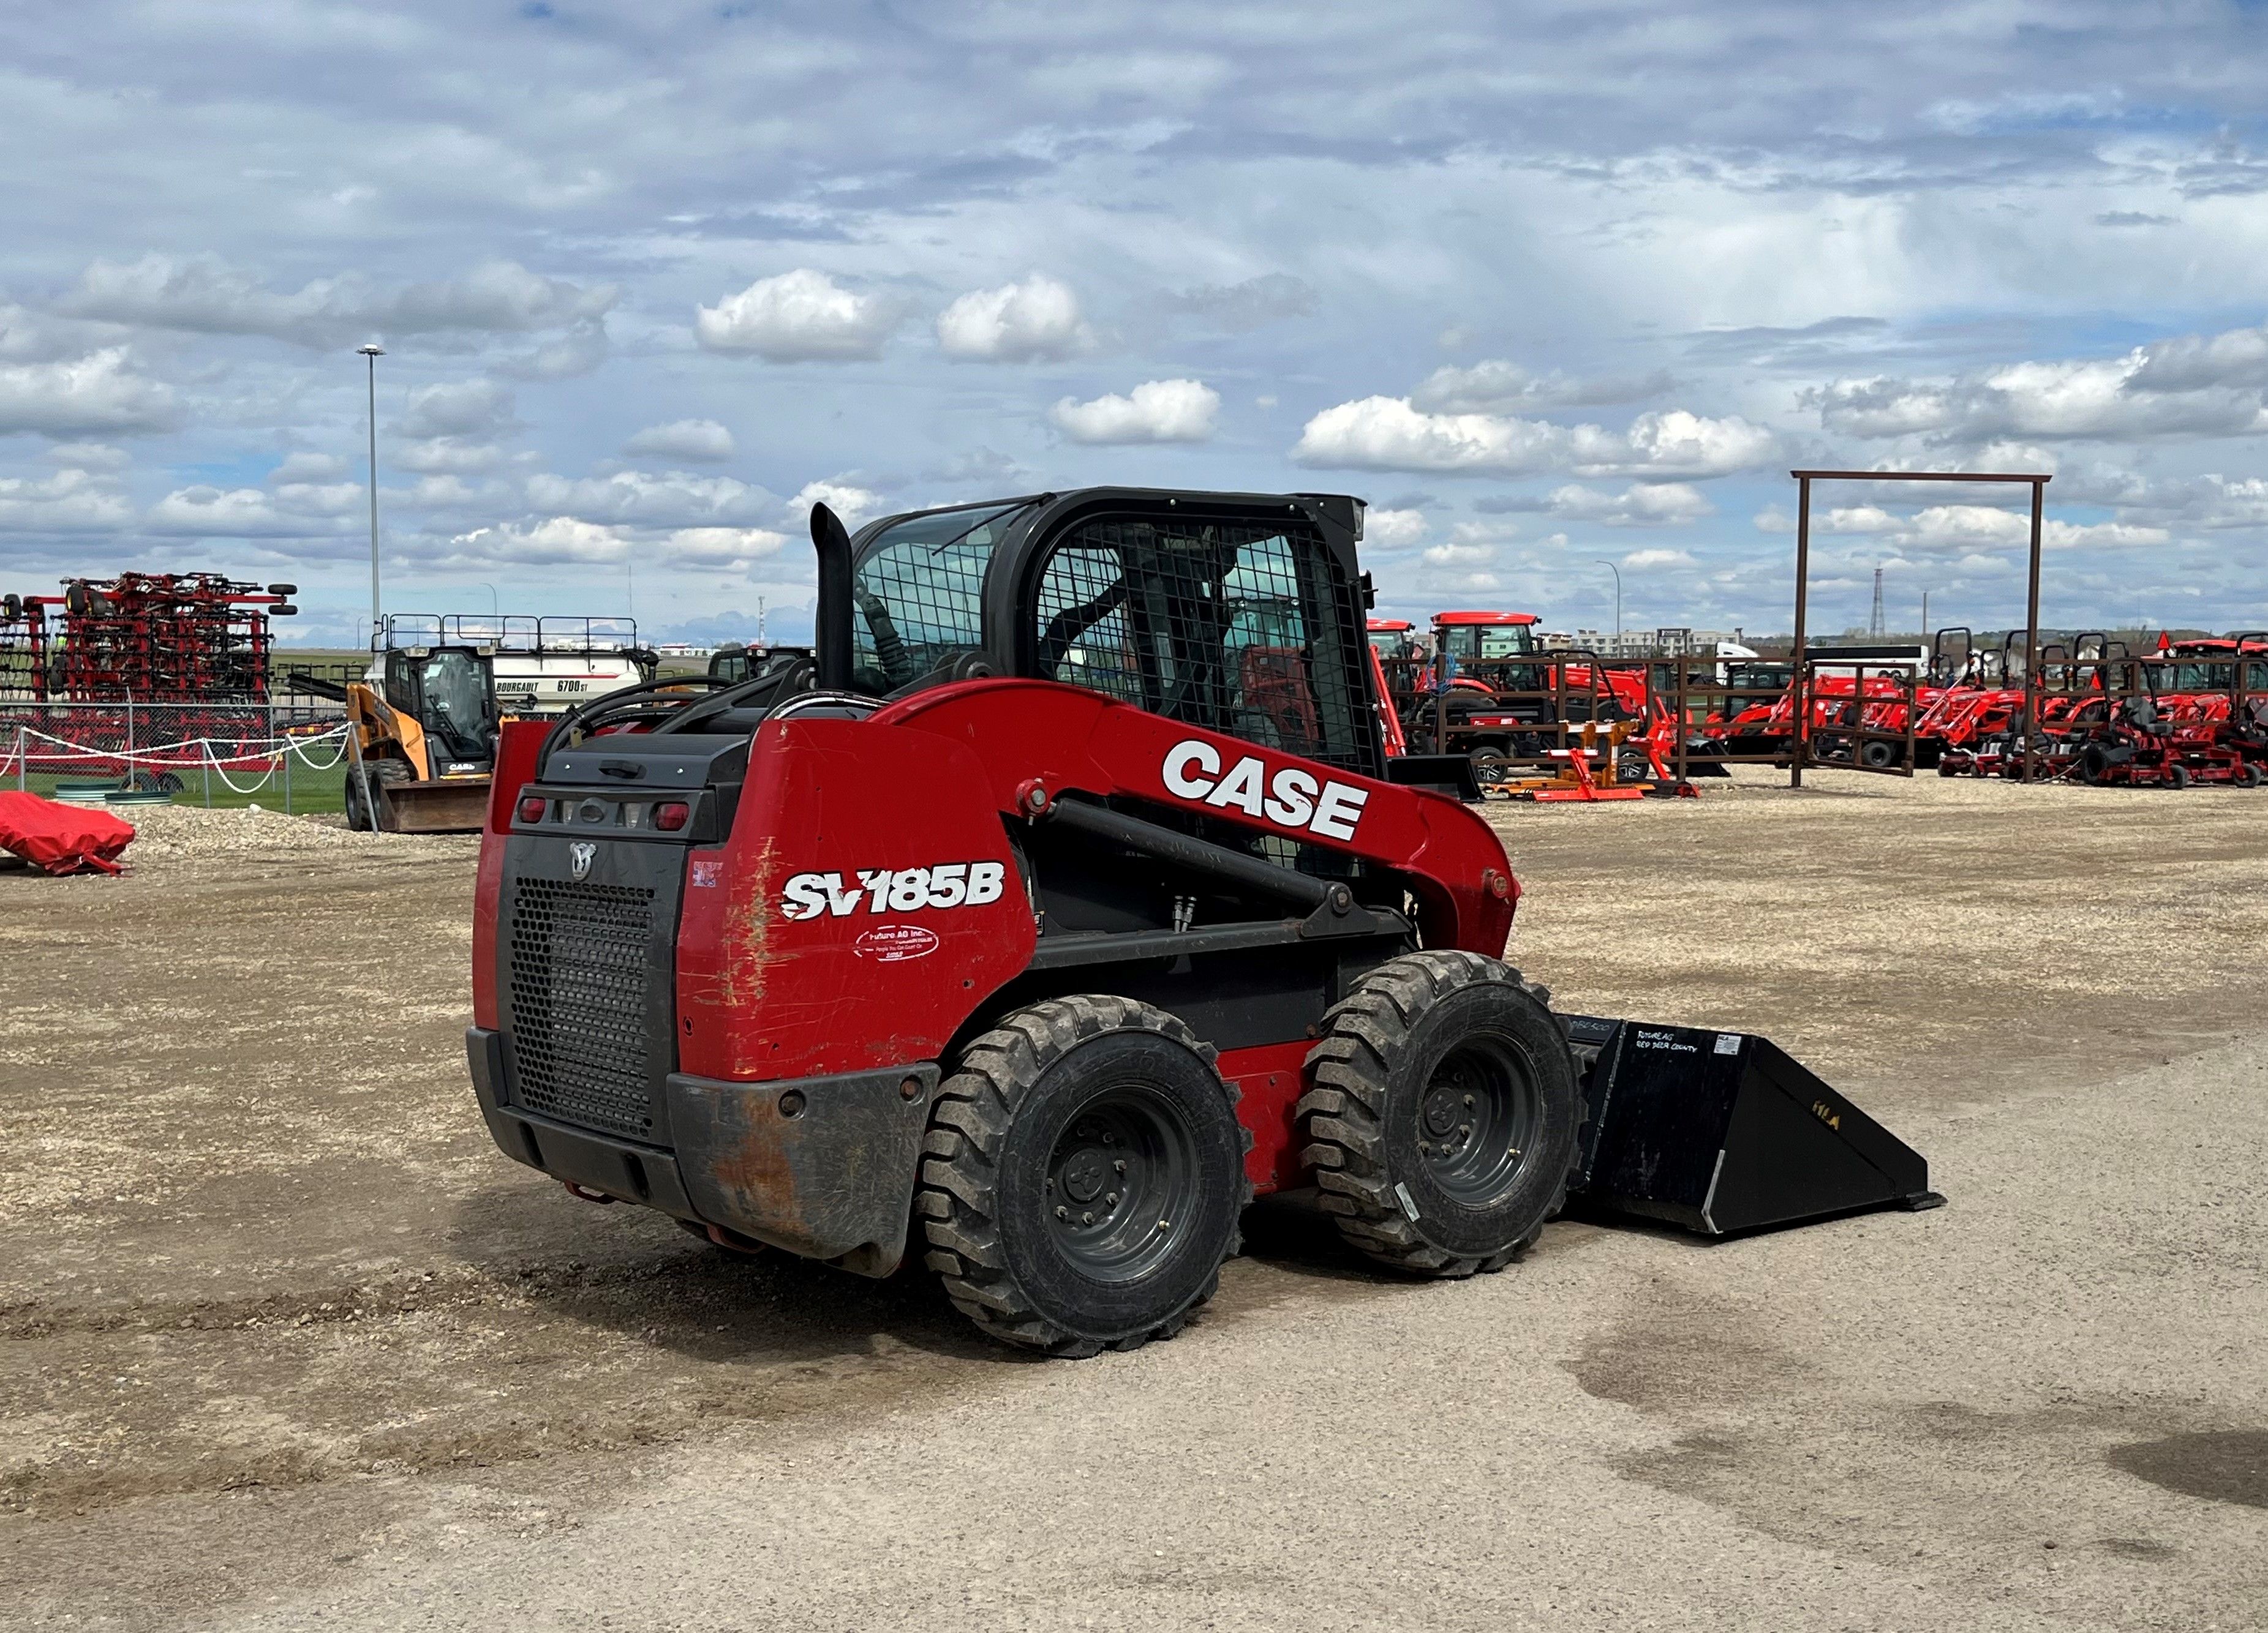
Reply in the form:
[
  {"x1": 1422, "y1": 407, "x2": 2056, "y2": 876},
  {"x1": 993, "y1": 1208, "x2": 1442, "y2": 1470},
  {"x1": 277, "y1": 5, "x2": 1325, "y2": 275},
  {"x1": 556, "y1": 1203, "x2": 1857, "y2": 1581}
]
[
  {"x1": 358, "y1": 343, "x2": 385, "y2": 643},
  {"x1": 1594, "y1": 558, "x2": 1622, "y2": 654}
]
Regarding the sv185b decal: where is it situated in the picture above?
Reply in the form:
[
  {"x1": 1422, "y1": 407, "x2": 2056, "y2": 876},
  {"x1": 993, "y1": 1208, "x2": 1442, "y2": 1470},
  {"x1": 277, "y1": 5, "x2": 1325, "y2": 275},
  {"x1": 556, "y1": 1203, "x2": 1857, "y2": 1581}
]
[
  {"x1": 779, "y1": 861, "x2": 1009, "y2": 922},
  {"x1": 1161, "y1": 738, "x2": 1371, "y2": 841}
]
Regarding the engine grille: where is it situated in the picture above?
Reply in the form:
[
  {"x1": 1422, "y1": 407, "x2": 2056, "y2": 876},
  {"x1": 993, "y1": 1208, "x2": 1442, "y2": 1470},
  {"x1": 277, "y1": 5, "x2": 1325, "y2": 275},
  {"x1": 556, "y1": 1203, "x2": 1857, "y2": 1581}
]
[{"x1": 507, "y1": 877, "x2": 658, "y2": 1138}]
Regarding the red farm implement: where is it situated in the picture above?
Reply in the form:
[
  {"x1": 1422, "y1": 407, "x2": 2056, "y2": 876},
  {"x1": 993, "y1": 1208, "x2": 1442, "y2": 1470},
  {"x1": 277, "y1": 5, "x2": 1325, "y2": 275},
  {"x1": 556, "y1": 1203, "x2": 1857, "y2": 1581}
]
[{"x1": 2, "y1": 574, "x2": 298, "y2": 706}]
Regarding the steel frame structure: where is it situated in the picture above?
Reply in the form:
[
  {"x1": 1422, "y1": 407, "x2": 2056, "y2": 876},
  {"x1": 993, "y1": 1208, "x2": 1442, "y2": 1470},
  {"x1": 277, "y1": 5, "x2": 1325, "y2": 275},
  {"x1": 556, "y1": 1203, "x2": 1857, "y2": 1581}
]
[{"x1": 1790, "y1": 470, "x2": 2050, "y2": 786}]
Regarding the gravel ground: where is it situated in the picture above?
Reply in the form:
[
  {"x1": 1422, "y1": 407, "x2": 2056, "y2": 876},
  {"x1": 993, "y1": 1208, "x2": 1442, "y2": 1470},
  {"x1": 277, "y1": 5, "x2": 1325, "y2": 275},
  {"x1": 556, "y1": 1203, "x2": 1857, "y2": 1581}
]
[{"x1": 3, "y1": 776, "x2": 2264, "y2": 1631}]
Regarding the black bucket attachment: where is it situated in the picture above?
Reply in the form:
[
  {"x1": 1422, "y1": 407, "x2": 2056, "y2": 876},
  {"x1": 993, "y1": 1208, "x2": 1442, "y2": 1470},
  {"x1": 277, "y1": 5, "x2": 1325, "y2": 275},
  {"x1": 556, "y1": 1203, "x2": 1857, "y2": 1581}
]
[{"x1": 1561, "y1": 1016, "x2": 1944, "y2": 1236}]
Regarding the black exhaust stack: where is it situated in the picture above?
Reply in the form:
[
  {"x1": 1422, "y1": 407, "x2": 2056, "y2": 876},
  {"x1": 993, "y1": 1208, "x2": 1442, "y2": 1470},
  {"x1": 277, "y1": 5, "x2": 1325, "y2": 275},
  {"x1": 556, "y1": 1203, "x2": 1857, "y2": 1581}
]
[
  {"x1": 1561, "y1": 1016, "x2": 1943, "y2": 1235},
  {"x1": 811, "y1": 501, "x2": 855, "y2": 693}
]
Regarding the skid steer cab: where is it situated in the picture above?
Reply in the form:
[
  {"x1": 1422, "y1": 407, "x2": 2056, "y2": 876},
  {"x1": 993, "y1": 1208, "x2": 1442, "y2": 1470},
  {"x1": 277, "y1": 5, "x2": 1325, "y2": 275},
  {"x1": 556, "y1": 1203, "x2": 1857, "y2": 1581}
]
[
  {"x1": 340, "y1": 642, "x2": 500, "y2": 833},
  {"x1": 467, "y1": 487, "x2": 1940, "y2": 1357}
]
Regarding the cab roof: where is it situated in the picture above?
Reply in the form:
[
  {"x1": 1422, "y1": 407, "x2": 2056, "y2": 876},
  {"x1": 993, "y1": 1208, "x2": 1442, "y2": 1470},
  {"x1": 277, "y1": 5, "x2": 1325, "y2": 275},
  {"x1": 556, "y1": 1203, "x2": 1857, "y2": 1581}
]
[
  {"x1": 1433, "y1": 610, "x2": 1538, "y2": 626},
  {"x1": 1366, "y1": 618, "x2": 1414, "y2": 632}
]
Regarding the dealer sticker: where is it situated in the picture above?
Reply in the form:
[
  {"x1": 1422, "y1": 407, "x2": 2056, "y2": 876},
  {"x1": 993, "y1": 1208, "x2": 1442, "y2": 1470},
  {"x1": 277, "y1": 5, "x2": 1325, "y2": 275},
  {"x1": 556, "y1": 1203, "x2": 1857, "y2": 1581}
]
[
  {"x1": 855, "y1": 924, "x2": 941, "y2": 963},
  {"x1": 690, "y1": 857, "x2": 725, "y2": 889}
]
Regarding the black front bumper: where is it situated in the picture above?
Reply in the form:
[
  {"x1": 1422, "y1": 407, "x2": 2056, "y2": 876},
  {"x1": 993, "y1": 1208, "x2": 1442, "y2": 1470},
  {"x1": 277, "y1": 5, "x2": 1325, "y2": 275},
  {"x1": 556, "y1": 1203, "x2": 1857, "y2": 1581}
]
[{"x1": 467, "y1": 1027, "x2": 938, "y2": 1277}]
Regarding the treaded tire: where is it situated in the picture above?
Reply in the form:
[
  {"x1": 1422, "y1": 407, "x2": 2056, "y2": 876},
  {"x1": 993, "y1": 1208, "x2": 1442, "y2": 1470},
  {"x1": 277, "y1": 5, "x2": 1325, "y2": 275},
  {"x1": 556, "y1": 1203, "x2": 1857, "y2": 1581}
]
[
  {"x1": 916, "y1": 996, "x2": 1251, "y2": 1357},
  {"x1": 1297, "y1": 951, "x2": 1581, "y2": 1278},
  {"x1": 344, "y1": 758, "x2": 410, "y2": 830}
]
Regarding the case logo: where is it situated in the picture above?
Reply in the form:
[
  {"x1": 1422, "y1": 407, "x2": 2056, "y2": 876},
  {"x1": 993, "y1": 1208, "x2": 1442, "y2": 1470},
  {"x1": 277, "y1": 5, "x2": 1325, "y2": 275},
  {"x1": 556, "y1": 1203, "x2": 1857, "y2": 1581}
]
[
  {"x1": 568, "y1": 841, "x2": 597, "y2": 881},
  {"x1": 779, "y1": 861, "x2": 1009, "y2": 922},
  {"x1": 1161, "y1": 738, "x2": 1371, "y2": 841}
]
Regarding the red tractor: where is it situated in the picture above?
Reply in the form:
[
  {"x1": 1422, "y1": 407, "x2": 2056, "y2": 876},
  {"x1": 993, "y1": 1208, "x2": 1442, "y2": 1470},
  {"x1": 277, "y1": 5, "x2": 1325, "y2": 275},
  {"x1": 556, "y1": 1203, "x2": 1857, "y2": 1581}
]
[{"x1": 466, "y1": 489, "x2": 1936, "y2": 1356}]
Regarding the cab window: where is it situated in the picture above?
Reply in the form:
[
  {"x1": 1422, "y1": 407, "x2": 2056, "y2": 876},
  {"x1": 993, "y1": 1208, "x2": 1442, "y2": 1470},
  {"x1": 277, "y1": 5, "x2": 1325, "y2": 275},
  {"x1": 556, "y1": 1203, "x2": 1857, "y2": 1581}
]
[{"x1": 1031, "y1": 516, "x2": 1373, "y2": 771}]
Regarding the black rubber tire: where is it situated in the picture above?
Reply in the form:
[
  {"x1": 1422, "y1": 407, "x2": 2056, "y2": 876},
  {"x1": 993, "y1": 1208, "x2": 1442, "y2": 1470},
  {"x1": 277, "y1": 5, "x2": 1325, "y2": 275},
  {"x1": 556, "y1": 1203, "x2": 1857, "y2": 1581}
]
[
  {"x1": 916, "y1": 995, "x2": 1251, "y2": 1357},
  {"x1": 2237, "y1": 762, "x2": 2262, "y2": 790},
  {"x1": 344, "y1": 758, "x2": 410, "y2": 830},
  {"x1": 1859, "y1": 738, "x2": 1899, "y2": 770},
  {"x1": 1297, "y1": 951, "x2": 1583, "y2": 1278},
  {"x1": 2166, "y1": 762, "x2": 2191, "y2": 790}
]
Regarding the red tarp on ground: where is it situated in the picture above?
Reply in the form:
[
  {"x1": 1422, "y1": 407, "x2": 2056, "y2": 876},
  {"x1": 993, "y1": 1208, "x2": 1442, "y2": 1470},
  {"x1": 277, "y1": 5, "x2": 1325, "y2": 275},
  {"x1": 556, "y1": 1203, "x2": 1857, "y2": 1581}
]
[{"x1": 0, "y1": 791, "x2": 136, "y2": 876}]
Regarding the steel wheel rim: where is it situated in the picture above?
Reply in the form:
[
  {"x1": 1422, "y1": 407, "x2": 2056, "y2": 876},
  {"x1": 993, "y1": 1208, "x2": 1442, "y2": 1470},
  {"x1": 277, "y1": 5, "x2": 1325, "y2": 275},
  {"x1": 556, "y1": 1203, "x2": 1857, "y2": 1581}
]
[
  {"x1": 1418, "y1": 1034, "x2": 1540, "y2": 1206},
  {"x1": 1044, "y1": 1084, "x2": 1199, "y2": 1282}
]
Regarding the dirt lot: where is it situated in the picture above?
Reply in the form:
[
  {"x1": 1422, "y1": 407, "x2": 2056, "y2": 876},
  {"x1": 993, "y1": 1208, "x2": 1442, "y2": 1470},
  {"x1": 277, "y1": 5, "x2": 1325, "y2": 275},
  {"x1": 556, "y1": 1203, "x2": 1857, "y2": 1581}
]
[{"x1": 4, "y1": 776, "x2": 2265, "y2": 1631}]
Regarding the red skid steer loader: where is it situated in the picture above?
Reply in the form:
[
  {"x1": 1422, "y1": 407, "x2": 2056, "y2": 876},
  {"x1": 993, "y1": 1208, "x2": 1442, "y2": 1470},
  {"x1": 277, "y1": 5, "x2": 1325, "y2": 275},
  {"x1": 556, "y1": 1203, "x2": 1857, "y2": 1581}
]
[{"x1": 467, "y1": 489, "x2": 1939, "y2": 1356}]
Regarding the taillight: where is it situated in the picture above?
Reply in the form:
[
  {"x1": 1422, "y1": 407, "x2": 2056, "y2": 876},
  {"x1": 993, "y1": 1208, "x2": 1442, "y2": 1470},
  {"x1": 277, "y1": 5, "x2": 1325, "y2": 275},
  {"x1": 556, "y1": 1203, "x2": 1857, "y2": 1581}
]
[
  {"x1": 654, "y1": 801, "x2": 690, "y2": 832},
  {"x1": 516, "y1": 794, "x2": 546, "y2": 824}
]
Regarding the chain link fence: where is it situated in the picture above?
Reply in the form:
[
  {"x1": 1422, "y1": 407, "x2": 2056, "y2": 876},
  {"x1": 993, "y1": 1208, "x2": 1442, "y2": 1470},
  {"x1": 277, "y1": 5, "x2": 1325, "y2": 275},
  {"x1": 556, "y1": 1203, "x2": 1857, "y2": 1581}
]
[{"x1": 0, "y1": 700, "x2": 354, "y2": 814}]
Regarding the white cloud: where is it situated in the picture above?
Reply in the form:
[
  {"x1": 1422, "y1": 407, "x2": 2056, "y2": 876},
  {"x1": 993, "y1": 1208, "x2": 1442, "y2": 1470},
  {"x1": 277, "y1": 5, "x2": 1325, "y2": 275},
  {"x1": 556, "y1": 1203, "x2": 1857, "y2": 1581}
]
[
  {"x1": 1292, "y1": 397, "x2": 1773, "y2": 478},
  {"x1": 146, "y1": 485, "x2": 330, "y2": 537},
  {"x1": 448, "y1": 516, "x2": 630, "y2": 565},
  {"x1": 59, "y1": 255, "x2": 616, "y2": 347},
  {"x1": 0, "y1": 468, "x2": 134, "y2": 532},
  {"x1": 1365, "y1": 506, "x2": 1428, "y2": 547},
  {"x1": 695, "y1": 269, "x2": 902, "y2": 362},
  {"x1": 0, "y1": 349, "x2": 177, "y2": 436},
  {"x1": 1800, "y1": 501, "x2": 2172, "y2": 556},
  {"x1": 1050, "y1": 378, "x2": 1219, "y2": 444},
  {"x1": 495, "y1": 319, "x2": 609, "y2": 381},
  {"x1": 396, "y1": 379, "x2": 515, "y2": 439},
  {"x1": 1812, "y1": 318, "x2": 2268, "y2": 443},
  {"x1": 937, "y1": 273, "x2": 1093, "y2": 362},
  {"x1": 790, "y1": 477, "x2": 884, "y2": 528},
  {"x1": 1543, "y1": 481, "x2": 1714, "y2": 525},
  {"x1": 623, "y1": 419, "x2": 735, "y2": 462},
  {"x1": 439, "y1": 518, "x2": 789, "y2": 572},
  {"x1": 1294, "y1": 396, "x2": 1568, "y2": 475},
  {"x1": 393, "y1": 438, "x2": 506, "y2": 475},
  {"x1": 46, "y1": 441, "x2": 130, "y2": 471},
  {"x1": 1423, "y1": 540, "x2": 1498, "y2": 567},
  {"x1": 1611, "y1": 410, "x2": 1776, "y2": 476},
  {"x1": 271, "y1": 480, "x2": 365, "y2": 516},
  {"x1": 656, "y1": 527, "x2": 789, "y2": 568},
  {"x1": 1818, "y1": 505, "x2": 1901, "y2": 533},
  {"x1": 524, "y1": 468, "x2": 769, "y2": 527},
  {"x1": 1621, "y1": 547, "x2": 1697, "y2": 568},
  {"x1": 271, "y1": 451, "x2": 348, "y2": 483},
  {"x1": 1897, "y1": 505, "x2": 2169, "y2": 552},
  {"x1": 1411, "y1": 359, "x2": 1674, "y2": 413},
  {"x1": 0, "y1": 302, "x2": 113, "y2": 364}
]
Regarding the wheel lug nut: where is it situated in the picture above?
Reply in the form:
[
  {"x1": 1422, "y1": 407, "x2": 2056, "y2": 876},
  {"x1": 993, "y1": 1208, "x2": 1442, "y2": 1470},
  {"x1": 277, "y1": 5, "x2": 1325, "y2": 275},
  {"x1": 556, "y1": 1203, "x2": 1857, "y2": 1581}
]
[
  {"x1": 1418, "y1": 1141, "x2": 1430, "y2": 1155},
  {"x1": 1463, "y1": 1094, "x2": 1475, "y2": 1108},
  {"x1": 1081, "y1": 1211, "x2": 1094, "y2": 1225},
  {"x1": 1106, "y1": 1192, "x2": 1118, "y2": 1206},
  {"x1": 1113, "y1": 1158, "x2": 1126, "y2": 1173},
  {"x1": 1055, "y1": 1206, "x2": 1068, "y2": 1220},
  {"x1": 1157, "y1": 1219, "x2": 1171, "y2": 1233}
]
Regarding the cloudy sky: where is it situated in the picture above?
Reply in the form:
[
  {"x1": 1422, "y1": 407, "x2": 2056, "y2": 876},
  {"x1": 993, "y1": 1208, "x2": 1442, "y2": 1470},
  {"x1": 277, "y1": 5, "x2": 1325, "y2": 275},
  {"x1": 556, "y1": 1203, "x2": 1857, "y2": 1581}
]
[{"x1": 6, "y1": 1, "x2": 2268, "y2": 646}]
